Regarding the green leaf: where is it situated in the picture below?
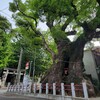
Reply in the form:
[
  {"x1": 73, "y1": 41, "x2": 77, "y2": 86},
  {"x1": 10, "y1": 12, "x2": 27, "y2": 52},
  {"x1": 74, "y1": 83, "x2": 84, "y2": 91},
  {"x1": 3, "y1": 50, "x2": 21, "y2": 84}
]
[{"x1": 9, "y1": 2, "x2": 17, "y2": 12}]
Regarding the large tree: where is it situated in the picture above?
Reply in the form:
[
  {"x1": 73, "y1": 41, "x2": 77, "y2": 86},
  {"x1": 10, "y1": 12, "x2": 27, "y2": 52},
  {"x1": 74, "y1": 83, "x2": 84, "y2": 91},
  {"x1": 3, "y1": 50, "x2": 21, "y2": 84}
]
[{"x1": 9, "y1": 0, "x2": 100, "y2": 84}]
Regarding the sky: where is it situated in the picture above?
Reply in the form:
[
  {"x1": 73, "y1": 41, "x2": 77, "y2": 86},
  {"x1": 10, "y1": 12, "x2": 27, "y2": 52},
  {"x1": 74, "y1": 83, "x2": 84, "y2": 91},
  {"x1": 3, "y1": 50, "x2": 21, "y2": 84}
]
[
  {"x1": 0, "y1": 0, "x2": 100, "y2": 46},
  {"x1": 0, "y1": 0, "x2": 15, "y2": 27},
  {"x1": 0, "y1": 0, "x2": 48, "y2": 30}
]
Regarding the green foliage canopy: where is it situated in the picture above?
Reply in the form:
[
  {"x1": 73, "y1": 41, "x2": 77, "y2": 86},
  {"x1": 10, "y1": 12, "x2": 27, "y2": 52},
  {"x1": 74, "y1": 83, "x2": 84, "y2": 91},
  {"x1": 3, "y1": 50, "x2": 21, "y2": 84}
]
[
  {"x1": 9, "y1": 0, "x2": 100, "y2": 78},
  {"x1": 0, "y1": 15, "x2": 14, "y2": 68}
]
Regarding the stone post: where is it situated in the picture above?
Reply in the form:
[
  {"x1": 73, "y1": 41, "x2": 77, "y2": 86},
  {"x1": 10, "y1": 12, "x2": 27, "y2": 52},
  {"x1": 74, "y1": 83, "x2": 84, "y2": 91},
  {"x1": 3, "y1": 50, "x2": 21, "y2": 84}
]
[
  {"x1": 82, "y1": 82, "x2": 88, "y2": 99},
  {"x1": 7, "y1": 82, "x2": 10, "y2": 92},
  {"x1": 46, "y1": 83, "x2": 48, "y2": 94},
  {"x1": 53, "y1": 83, "x2": 56, "y2": 95},
  {"x1": 39, "y1": 83, "x2": 42, "y2": 94},
  {"x1": 61, "y1": 83, "x2": 65, "y2": 96},
  {"x1": 71, "y1": 83, "x2": 76, "y2": 97},
  {"x1": 34, "y1": 83, "x2": 36, "y2": 94}
]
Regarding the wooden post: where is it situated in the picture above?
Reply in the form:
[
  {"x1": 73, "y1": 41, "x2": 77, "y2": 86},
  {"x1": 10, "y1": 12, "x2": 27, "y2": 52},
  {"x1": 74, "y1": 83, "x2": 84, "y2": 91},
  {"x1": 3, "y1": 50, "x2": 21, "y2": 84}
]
[
  {"x1": 16, "y1": 48, "x2": 23, "y2": 84},
  {"x1": 71, "y1": 83, "x2": 76, "y2": 97},
  {"x1": 82, "y1": 82, "x2": 88, "y2": 99},
  {"x1": 39, "y1": 83, "x2": 42, "y2": 94},
  {"x1": 46, "y1": 83, "x2": 48, "y2": 94},
  {"x1": 61, "y1": 83, "x2": 65, "y2": 96},
  {"x1": 53, "y1": 83, "x2": 56, "y2": 95}
]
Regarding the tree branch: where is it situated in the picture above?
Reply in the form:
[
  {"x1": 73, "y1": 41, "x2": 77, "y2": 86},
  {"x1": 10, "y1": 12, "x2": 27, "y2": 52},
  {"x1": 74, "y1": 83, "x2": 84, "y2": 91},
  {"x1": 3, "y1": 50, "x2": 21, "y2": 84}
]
[
  {"x1": 76, "y1": 22, "x2": 99, "y2": 46},
  {"x1": 42, "y1": 35, "x2": 57, "y2": 60},
  {"x1": 15, "y1": 0, "x2": 37, "y2": 26},
  {"x1": 27, "y1": 21, "x2": 56, "y2": 60},
  {"x1": 94, "y1": 31, "x2": 100, "y2": 38},
  {"x1": 65, "y1": 31, "x2": 76, "y2": 35},
  {"x1": 61, "y1": 17, "x2": 73, "y2": 31},
  {"x1": 61, "y1": 20, "x2": 69, "y2": 31},
  {"x1": 46, "y1": 20, "x2": 54, "y2": 29}
]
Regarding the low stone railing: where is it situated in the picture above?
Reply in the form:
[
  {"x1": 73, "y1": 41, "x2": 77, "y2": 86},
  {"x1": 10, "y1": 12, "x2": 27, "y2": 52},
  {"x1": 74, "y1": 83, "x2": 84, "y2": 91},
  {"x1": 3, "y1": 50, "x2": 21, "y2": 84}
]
[
  {"x1": 7, "y1": 82, "x2": 88, "y2": 100},
  {"x1": 7, "y1": 83, "x2": 31, "y2": 93}
]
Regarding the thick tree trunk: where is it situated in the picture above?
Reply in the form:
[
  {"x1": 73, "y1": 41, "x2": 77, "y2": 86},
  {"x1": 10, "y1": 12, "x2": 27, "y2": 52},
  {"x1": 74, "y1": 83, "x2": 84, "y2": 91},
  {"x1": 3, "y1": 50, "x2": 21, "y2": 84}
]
[
  {"x1": 41, "y1": 39, "x2": 70, "y2": 83},
  {"x1": 66, "y1": 48, "x2": 84, "y2": 84},
  {"x1": 41, "y1": 37, "x2": 86, "y2": 84},
  {"x1": 65, "y1": 37, "x2": 86, "y2": 84}
]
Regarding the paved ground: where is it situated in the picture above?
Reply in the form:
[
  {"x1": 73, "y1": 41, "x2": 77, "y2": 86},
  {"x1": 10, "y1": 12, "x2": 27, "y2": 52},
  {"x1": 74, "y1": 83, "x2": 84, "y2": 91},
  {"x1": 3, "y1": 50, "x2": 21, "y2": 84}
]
[
  {"x1": 0, "y1": 94, "x2": 51, "y2": 100},
  {"x1": 0, "y1": 88, "x2": 51, "y2": 100},
  {"x1": 0, "y1": 87, "x2": 7, "y2": 95}
]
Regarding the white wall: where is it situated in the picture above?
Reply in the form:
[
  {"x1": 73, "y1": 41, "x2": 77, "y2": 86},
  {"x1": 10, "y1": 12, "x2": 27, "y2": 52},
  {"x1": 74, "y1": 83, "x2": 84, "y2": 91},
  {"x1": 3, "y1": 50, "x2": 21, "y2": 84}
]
[{"x1": 83, "y1": 50, "x2": 99, "y2": 80}]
